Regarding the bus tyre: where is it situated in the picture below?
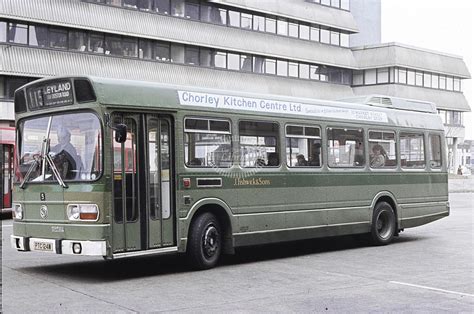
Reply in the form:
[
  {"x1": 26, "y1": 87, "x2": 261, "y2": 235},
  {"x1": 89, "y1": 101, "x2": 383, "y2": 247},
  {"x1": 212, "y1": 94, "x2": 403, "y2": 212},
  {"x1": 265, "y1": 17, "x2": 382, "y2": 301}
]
[
  {"x1": 370, "y1": 202, "x2": 396, "y2": 245},
  {"x1": 187, "y1": 212, "x2": 222, "y2": 270}
]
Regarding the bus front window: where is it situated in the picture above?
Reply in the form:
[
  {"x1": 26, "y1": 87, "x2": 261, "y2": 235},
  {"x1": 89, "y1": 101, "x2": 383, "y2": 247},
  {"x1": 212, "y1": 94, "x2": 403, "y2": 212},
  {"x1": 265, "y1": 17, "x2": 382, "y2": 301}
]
[{"x1": 17, "y1": 112, "x2": 102, "y2": 183}]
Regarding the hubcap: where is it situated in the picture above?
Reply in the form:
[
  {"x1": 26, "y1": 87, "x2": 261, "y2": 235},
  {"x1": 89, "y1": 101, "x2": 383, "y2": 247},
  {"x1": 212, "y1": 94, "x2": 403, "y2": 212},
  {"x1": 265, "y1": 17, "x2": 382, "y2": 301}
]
[
  {"x1": 376, "y1": 210, "x2": 393, "y2": 239},
  {"x1": 203, "y1": 225, "x2": 219, "y2": 258}
]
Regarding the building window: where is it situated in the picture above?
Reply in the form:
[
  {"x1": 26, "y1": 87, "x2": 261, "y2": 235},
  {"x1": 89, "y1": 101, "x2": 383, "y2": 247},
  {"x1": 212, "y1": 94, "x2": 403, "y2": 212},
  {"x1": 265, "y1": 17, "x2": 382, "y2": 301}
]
[
  {"x1": 184, "y1": 46, "x2": 199, "y2": 65},
  {"x1": 288, "y1": 22, "x2": 299, "y2": 38},
  {"x1": 310, "y1": 65, "x2": 320, "y2": 80},
  {"x1": 154, "y1": 0, "x2": 170, "y2": 14},
  {"x1": 431, "y1": 74, "x2": 439, "y2": 89},
  {"x1": 201, "y1": 5, "x2": 226, "y2": 25},
  {"x1": 139, "y1": 39, "x2": 154, "y2": 59},
  {"x1": 171, "y1": 0, "x2": 185, "y2": 17},
  {"x1": 214, "y1": 51, "x2": 227, "y2": 68},
  {"x1": 122, "y1": 38, "x2": 138, "y2": 57},
  {"x1": 253, "y1": 56, "x2": 265, "y2": 73},
  {"x1": 227, "y1": 53, "x2": 240, "y2": 70},
  {"x1": 299, "y1": 24, "x2": 310, "y2": 40},
  {"x1": 0, "y1": 21, "x2": 7, "y2": 42},
  {"x1": 365, "y1": 69, "x2": 376, "y2": 85},
  {"x1": 265, "y1": 17, "x2": 276, "y2": 33},
  {"x1": 155, "y1": 42, "x2": 170, "y2": 61},
  {"x1": 446, "y1": 76, "x2": 454, "y2": 91},
  {"x1": 439, "y1": 75, "x2": 446, "y2": 89},
  {"x1": 320, "y1": 28, "x2": 330, "y2": 44},
  {"x1": 29, "y1": 25, "x2": 48, "y2": 48},
  {"x1": 398, "y1": 68, "x2": 407, "y2": 84},
  {"x1": 407, "y1": 70, "x2": 415, "y2": 85},
  {"x1": 277, "y1": 19, "x2": 288, "y2": 36},
  {"x1": 423, "y1": 72, "x2": 431, "y2": 88},
  {"x1": 310, "y1": 26, "x2": 320, "y2": 42},
  {"x1": 327, "y1": 127, "x2": 365, "y2": 168},
  {"x1": 88, "y1": 32, "x2": 105, "y2": 53},
  {"x1": 415, "y1": 71, "x2": 423, "y2": 86},
  {"x1": 240, "y1": 54, "x2": 252, "y2": 71},
  {"x1": 265, "y1": 58, "x2": 276, "y2": 75},
  {"x1": 288, "y1": 62, "x2": 299, "y2": 78},
  {"x1": 184, "y1": 0, "x2": 199, "y2": 19},
  {"x1": 340, "y1": 0, "x2": 350, "y2": 10},
  {"x1": 277, "y1": 60, "x2": 288, "y2": 76},
  {"x1": 330, "y1": 31, "x2": 339, "y2": 46},
  {"x1": 105, "y1": 35, "x2": 122, "y2": 56},
  {"x1": 241, "y1": 13, "x2": 252, "y2": 29},
  {"x1": 228, "y1": 10, "x2": 240, "y2": 27},
  {"x1": 253, "y1": 15, "x2": 265, "y2": 32},
  {"x1": 454, "y1": 78, "x2": 461, "y2": 91},
  {"x1": 69, "y1": 30, "x2": 88, "y2": 51},
  {"x1": 8, "y1": 23, "x2": 28, "y2": 44},
  {"x1": 377, "y1": 68, "x2": 389, "y2": 84},
  {"x1": 340, "y1": 33, "x2": 349, "y2": 47},
  {"x1": 299, "y1": 63, "x2": 310, "y2": 79}
]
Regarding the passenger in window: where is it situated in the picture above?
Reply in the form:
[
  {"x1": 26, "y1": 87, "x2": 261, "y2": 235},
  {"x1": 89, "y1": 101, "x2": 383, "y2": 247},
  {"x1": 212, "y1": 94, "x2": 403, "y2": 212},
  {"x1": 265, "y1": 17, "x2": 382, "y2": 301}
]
[
  {"x1": 370, "y1": 144, "x2": 386, "y2": 168},
  {"x1": 309, "y1": 143, "x2": 321, "y2": 166},
  {"x1": 188, "y1": 158, "x2": 202, "y2": 166},
  {"x1": 354, "y1": 141, "x2": 365, "y2": 166},
  {"x1": 255, "y1": 158, "x2": 266, "y2": 167},
  {"x1": 267, "y1": 153, "x2": 279, "y2": 166},
  {"x1": 296, "y1": 154, "x2": 308, "y2": 166}
]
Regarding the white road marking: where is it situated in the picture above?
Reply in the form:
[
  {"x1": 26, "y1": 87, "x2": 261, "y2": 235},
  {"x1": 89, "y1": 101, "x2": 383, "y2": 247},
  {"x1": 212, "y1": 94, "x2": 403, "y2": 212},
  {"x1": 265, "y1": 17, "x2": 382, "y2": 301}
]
[
  {"x1": 390, "y1": 281, "x2": 474, "y2": 298},
  {"x1": 2, "y1": 224, "x2": 13, "y2": 227}
]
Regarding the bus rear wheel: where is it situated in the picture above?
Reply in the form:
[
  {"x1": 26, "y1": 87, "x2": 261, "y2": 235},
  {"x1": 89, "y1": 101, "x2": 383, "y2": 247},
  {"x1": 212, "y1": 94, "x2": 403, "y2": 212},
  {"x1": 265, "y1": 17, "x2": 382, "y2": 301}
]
[
  {"x1": 187, "y1": 212, "x2": 222, "y2": 270},
  {"x1": 370, "y1": 201, "x2": 396, "y2": 245}
]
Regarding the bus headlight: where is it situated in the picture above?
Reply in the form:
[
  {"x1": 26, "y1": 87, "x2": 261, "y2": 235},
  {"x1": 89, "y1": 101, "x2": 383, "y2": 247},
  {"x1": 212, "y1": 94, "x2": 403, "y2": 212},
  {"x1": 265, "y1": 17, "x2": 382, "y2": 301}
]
[
  {"x1": 13, "y1": 203, "x2": 23, "y2": 220},
  {"x1": 67, "y1": 204, "x2": 99, "y2": 221}
]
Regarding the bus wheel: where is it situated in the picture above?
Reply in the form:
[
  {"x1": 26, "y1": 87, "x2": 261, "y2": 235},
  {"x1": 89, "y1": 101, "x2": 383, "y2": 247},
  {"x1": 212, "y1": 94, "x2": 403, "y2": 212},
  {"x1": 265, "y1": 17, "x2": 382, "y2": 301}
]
[
  {"x1": 187, "y1": 212, "x2": 222, "y2": 270},
  {"x1": 370, "y1": 202, "x2": 396, "y2": 245}
]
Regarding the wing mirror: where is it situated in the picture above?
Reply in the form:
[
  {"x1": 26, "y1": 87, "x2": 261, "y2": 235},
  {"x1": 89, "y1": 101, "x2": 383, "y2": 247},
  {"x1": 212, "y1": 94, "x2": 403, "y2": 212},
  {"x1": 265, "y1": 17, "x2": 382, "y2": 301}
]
[
  {"x1": 114, "y1": 124, "x2": 127, "y2": 143},
  {"x1": 104, "y1": 113, "x2": 127, "y2": 143}
]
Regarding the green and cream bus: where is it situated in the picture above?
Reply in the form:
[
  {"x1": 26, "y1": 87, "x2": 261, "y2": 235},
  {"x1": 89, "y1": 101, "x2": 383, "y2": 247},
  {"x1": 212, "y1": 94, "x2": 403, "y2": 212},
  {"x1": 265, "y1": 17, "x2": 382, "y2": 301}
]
[{"x1": 11, "y1": 76, "x2": 449, "y2": 269}]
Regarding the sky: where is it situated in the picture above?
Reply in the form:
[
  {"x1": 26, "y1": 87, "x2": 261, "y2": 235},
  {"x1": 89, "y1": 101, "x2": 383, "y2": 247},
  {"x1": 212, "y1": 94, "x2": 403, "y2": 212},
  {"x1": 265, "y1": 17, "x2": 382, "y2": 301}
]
[{"x1": 381, "y1": 0, "x2": 474, "y2": 140}]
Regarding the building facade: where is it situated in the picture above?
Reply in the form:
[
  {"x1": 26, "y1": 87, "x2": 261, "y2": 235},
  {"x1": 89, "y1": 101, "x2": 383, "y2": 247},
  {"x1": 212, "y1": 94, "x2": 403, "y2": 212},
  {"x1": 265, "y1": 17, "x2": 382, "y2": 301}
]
[{"x1": 0, "y1": 0, "x2": 471, "y2": 188}]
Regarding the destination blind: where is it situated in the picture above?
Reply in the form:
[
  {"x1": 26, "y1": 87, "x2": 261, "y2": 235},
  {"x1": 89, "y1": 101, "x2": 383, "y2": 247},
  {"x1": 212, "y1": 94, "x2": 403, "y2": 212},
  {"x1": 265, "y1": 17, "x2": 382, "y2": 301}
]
[{"x1": 26, "y1": 80, "x2": 74, "y2": 111}]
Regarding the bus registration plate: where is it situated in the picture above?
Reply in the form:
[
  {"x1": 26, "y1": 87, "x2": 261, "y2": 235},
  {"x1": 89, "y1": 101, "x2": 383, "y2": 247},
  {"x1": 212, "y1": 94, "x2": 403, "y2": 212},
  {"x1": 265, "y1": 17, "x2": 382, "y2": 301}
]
[{"x1": 33, "y1": 241, "x2": 53, "y2": 252}]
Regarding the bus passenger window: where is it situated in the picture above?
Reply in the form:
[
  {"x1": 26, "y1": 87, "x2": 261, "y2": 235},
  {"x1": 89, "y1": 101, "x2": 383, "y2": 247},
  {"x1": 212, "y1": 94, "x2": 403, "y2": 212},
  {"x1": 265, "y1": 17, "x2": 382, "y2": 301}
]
[
  {"x1": 286, "y1": 125, "x2": 321, "y2": 167},
  {"x1": 184, "y1": 118, "x2": 231, "y2": 167},
  {"x1": 239, "y1": 121, "x2": 279, "y2": 167},
  {"x1": 327, "y1": 127, "x2": 364, "y2": 168},
  {"x1": 369, "y1": 131, "x2": 397, "y2": 168},
  {"x1": 429, "y1": 134, "x2": 442, "y2": 168},
  {"x1": 400, "y1": 132, "x2": 425, "y2": 168}
]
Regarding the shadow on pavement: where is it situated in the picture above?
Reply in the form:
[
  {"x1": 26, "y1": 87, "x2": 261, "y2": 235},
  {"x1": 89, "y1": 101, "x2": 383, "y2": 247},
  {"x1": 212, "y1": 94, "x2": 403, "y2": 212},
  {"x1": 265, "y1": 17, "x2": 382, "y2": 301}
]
[{"x1": 17, "y1": 233, "x2": 426, "y2": 283}]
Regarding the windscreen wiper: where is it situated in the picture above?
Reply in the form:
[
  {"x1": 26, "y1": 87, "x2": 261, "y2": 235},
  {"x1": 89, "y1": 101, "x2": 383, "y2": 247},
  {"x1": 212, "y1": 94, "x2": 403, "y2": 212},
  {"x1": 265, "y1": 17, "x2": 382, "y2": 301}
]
[{"x1": 19, "y1": 156, "x2": 40, "y2": 189}]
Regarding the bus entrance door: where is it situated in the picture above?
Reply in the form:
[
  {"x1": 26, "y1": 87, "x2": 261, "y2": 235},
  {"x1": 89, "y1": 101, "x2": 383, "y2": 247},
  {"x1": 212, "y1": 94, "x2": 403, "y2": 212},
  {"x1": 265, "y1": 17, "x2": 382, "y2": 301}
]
[
  {"x1": 146, "y1": 117, "x2": 175, "y2": 249},
  {"x1": 112, "y1": 114, "x2": 175, "y2": 254}
]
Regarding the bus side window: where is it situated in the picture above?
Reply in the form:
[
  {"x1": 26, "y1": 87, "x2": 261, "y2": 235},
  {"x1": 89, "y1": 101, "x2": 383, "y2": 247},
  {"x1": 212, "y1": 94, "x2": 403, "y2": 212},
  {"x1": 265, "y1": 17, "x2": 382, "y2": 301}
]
[
  {"x1": 286, "y1": 124, "x2": 321, "y2": 167},
  {"x1": 368, "y1": 130, "x2": 397, "y2": 168},
  {"x1": 184, "y1": 117, "x2": 232, "y2": 168},
  {"x1": 429, "y1": 134, "x2": 442, "y2": 168},
  {"x1": 239, "y1": 120, "x2": 279, "y2": 167},
  {"x1": 327, "y1": 127, "x2": 364, "y2": 168},
  {"x1": 400, "y1": 132, "x2": 425, "y2": 169}
]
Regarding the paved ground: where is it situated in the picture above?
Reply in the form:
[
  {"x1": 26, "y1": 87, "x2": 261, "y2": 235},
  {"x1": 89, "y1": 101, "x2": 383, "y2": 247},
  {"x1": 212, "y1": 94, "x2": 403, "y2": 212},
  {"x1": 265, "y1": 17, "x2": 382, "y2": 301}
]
[{"x1": 1, "y1": 193, "x2": 473, "y2": 312}]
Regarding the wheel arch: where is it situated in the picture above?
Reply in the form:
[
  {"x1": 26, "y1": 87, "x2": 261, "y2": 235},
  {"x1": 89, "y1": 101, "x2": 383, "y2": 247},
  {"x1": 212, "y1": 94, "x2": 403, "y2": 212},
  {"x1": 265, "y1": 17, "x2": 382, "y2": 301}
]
[
  {"x1": 370, "y1": 191, "x2": 400, "y2": 230},
  {"x1": 185, "y1": 198, "x2": 235, "y2": 254}
]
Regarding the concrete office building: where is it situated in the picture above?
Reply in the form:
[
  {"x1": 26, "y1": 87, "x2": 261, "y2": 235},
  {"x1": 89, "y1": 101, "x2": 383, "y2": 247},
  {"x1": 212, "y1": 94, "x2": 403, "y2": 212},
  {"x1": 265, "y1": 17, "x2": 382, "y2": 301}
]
[{"x1": 0, "y1": 0, "x2": 471, "y2": 202}]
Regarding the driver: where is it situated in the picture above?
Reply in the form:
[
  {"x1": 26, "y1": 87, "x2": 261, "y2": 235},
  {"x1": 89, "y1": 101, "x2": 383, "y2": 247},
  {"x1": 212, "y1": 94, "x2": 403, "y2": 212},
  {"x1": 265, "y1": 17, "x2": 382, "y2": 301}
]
[{"x1": 51, "y1": 126, "x2": 80, "y2": 179}]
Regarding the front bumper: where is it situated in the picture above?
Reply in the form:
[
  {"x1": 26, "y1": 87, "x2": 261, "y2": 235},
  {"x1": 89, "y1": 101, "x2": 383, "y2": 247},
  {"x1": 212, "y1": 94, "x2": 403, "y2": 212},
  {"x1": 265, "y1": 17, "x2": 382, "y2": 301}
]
[{"x1": 11, "y1": 235, "x2": 107, "y2": 256}]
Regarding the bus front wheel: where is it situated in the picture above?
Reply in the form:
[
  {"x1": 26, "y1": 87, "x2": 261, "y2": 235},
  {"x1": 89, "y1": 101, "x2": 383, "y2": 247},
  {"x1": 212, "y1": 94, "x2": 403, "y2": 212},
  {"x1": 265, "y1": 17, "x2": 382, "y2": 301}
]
[
  {"x1": 370, "y1": 202, "x2": 396, "y2": 245},
  {"x1": 187, "y1": 212, "x2": 222, "y2": 270}
]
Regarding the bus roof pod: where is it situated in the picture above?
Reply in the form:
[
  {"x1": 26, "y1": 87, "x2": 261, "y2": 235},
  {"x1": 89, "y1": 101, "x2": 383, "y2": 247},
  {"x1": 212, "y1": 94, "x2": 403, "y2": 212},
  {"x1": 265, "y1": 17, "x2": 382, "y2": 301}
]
[{"x1": 339, "y1": 95, "x2": 438, "y2": 114}]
